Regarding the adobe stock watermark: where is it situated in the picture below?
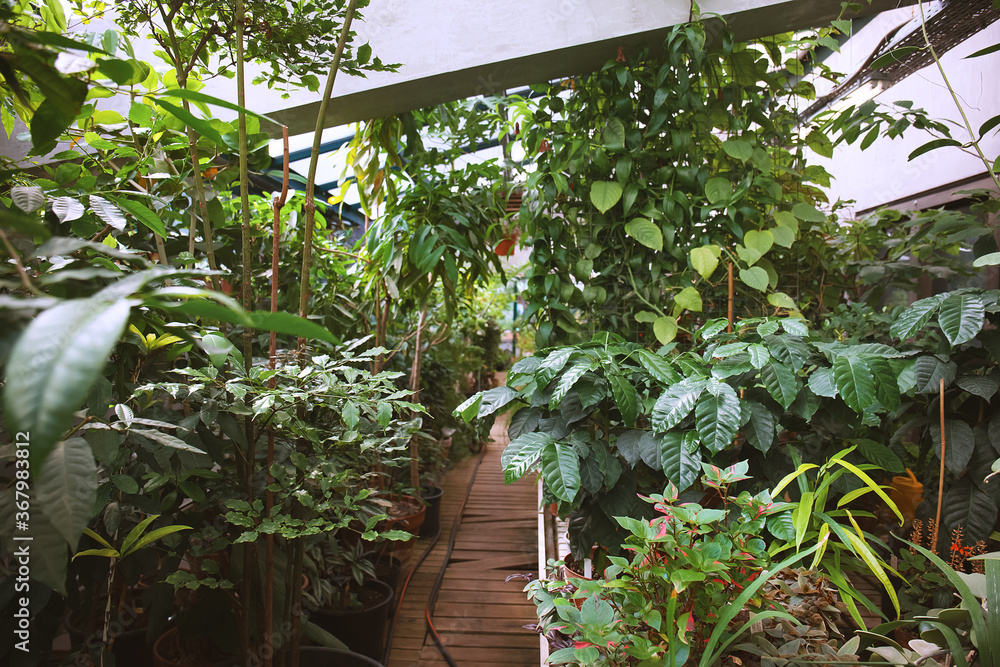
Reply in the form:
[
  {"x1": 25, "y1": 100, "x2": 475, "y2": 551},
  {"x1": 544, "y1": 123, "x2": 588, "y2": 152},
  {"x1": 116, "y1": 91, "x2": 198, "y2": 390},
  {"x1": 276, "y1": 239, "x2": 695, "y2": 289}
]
[{"x1": 12, "y1": 431, "x2": 32, "y2": 654}]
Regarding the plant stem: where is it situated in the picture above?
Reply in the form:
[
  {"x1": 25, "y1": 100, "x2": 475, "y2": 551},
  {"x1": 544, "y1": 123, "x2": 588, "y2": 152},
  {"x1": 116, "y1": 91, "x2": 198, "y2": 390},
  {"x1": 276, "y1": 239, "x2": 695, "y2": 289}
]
[
  {"x1": 916, "y1": 0, "x2": 1000, "y2": 193},
  {"x1": 0, "y1": 228, "x2": 42, "y2": 295},
  {"x1": 298, "y1": 0, "x2": 359, "y2": 332}
]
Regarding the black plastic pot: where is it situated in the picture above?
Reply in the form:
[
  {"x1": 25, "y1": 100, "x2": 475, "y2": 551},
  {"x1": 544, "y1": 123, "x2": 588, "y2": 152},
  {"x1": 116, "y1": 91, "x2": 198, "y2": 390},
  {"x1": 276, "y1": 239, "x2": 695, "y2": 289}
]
[
  {"x1": 308, "y1": 579, "x2": 393, "y2": 661},
  {"x1": 65, "y1": 611, "x2": 154, "y2": 666},
  {"x1": 418, "y1": 485, "x2": 444, "y2": 537},
  {"x1": 297, "y1": 646, "x2": 385, "y2": 667},
  {"x1": 368, "y1": 554, "x2": 403, "y2": 596}
]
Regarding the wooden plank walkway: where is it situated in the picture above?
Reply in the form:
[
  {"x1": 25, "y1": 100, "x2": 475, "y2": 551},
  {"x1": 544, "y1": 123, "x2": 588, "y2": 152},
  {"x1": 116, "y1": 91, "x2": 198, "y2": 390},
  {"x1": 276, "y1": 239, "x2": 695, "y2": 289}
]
[{"x1": 387, "y1": 414, "x2": 540, "y2": 667}]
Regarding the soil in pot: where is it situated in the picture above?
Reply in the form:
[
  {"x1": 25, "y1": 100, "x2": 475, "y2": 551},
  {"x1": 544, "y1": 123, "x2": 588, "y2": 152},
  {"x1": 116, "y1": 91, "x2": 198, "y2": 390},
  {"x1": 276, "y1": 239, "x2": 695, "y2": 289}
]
[
  {"x1": 418, "y1": 485, "x2": 444, "y2": 537},
  {"x1": 367, "y1": 554, "x2": 403, "y2": 596},
  {"x1": 308, "y1": 579, "x2": 394, "y2": 661}
]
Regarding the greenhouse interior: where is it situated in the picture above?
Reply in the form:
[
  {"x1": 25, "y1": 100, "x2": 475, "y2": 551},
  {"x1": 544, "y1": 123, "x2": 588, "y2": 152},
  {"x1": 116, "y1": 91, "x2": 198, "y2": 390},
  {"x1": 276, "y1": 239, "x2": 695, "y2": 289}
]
[{"x1": 2, "y1": 0, "x2": 1000, "y2": 666}]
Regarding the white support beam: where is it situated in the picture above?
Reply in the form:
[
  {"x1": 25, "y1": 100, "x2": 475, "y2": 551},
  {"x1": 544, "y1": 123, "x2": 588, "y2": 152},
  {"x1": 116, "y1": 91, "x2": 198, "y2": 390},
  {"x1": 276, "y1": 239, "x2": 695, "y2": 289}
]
[{"x1": 261, "y1": 0, "x2": 916, "y2": 136}]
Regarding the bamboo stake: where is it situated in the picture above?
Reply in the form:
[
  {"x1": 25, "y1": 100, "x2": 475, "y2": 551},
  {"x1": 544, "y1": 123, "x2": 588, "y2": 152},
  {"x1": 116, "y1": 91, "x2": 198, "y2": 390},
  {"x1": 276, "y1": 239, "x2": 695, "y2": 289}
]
[
  {"x1": 298, "y1": 0, "x2": 360, "y2": 334},
  {"x1": 933, "y1": 377, "x2": 946, "y2": 552},
  {"x1": 727, "y1": 262, "x2": 734, "y2": 333},
  {"x1": 264, "y1": 125, "x2": 290, "y2": 667}
]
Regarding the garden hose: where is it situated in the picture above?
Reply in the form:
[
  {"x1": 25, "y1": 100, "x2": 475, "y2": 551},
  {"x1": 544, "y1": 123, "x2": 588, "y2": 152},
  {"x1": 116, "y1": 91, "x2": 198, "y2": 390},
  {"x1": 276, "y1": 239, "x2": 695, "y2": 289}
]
[{"x1": 380, "y1": 444, "x2": 488, "y2": 666}]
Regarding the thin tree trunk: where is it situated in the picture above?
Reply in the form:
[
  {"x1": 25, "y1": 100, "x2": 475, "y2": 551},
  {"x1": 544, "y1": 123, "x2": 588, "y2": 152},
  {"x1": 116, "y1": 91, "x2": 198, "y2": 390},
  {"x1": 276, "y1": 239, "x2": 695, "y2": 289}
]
[
  {"x1": 409, "y1": 308, "x2": 427, "y2": 490},
  {"x1": 297, "y1": 0, "x2": 360, "y2": 338}
]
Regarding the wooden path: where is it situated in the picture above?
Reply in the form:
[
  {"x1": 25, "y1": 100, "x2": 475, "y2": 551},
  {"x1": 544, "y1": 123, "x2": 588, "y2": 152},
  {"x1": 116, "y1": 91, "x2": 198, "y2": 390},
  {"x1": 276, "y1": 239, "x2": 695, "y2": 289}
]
[{"x1": 387, "y1": 415, "x2": 540, "y2": 667}]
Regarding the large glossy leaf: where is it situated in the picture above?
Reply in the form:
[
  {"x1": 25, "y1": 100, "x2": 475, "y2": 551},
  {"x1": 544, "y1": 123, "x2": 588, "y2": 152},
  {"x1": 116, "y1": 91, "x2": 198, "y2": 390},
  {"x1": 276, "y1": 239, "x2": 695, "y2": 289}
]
[
  {"x1": 111, "y1": 197, "x2": 168, "y2": 237},
  {"x1": 932, "y1": 420, "x2": 975, "y2": 475},
  {"x1": 942, "y1": 477, "x2": 998, "y2": 544},
  {"x1": 890, "y1": 294, "x2": 944, "y2": 340},
  {"x1": 541, "y1": 442, "x2": 581, "y2": 502},
  {"x1": 609, "y1": 372, "x2": 639, "y2": 427},
  {"x1": 28, "y1": 508, "x2": 70, "y2": 594},
  {"x1": 808, "y1": 367, "x2": 838, "y2": 398},
  {"x1": 4, "y1": 297, "x2": 132, "y2": 468},
  {"x1": 501, "y1": 432, "x2": 553, "y2": 483},
  {"x1": 615, "y1": 430, "x2": 662, "y2": 470},
  {"x1": 744, "y1": 400, "x2": 776, "y2": 454},
  {"x1": 760, "y1": 362, "x2": 799, "y2": 409},
  {"x1": 89, "y1": 195, "x2": 127, "y2": 230},
  {"x1": 868, "y1": 357, "x2": 901, "y2": 412},
  {"x1": 536, "y1": 348, "x2": 574, "y2": 386},
  {"x1": 11, "y1": 185, "x2": 45, "y2": 213},
  {"x1": 35, "y1": 437, "x2": 97, "y2": 549},
  {"x1": 695, "y1": 383, "x2": 740, "y2": 453},
  {"x1": 131, "y1": 429, "x2": 207, "y2": 455},
  {"x1": 660, "y1": 432, "x2": 701, "y2": 492},
  {"x1": 765, "y1": 335, "x2": 810, "y2": 370},
  {"x1": 636, "y1": 350, "x2": 680, "y2": 385},
  {"x1": 705, "y1": 177, "x2": 732, "y2": 204},
  {"x1": 477, "y1": 386, "x2": 519, "y2": 418},
  {"x1": 651, "y1": 378, "x2": 708, "y2": 431},
  {"x1": 51, "y1": 196, "x2": 84, "y2": 222},
  {"x1": 913, "y1": 355, "x2": 957, "y2": 394},
  {"x1": 453, "y1": 391, "x2": 481, "y2": 421},
  {"x1": 956, "y1": 375, "x2": 999, "y2": 400},
  {"x1": 833, "y1": 356, "x2": 875, "y2": 414},
  {"x1": 937, "y1": 293, "x2": 985, "y2": 346},
  {"x1": 856, "y1": 439, "x2": 904, "y2": 474},
  {"x1": 550, "y1": 361, "x2": 595, "y2": 408}
]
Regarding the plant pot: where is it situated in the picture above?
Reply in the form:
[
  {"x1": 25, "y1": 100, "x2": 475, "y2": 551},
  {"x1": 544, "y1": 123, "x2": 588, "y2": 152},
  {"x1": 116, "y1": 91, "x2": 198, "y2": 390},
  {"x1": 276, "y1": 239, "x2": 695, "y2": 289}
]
[
  {"x1": 65, "y1": 609, "x2": 154, "y2": 666},
  {"x1": 419, "y1": 485, "x2": 444, "y2": 537},
  {"x1": 296, "y1": 646, "x2": 385, "y2": 667},
  {"x1": 381, "y1": 494, "x2": 425, "y2": 565},
  {"x1": 367, "y1": 554, "x2": 403, "y2": 595},
  {"x1": 308, "y1": 579, "x2": 394, "y2": 661},
  {"x1": 153, "y1": 626, "x2": 233, "y2": 667}
]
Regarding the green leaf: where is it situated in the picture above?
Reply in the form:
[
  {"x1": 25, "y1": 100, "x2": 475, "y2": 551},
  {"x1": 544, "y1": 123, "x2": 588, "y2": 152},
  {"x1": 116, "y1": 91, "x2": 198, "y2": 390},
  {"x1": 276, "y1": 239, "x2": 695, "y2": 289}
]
[
  {"x1": 551, "y1": 362, "x2": 595, "y2": 408},
  {"x1": 744, "y1": 401, "x2": 776, "y2": 454},
  {"x1": 792, "y1": 491, "x2": 815, "y2": 549},
  {"x1": 767, "y1": 512, "x2": 795, "y2": 541},
  {"x1": 603, "y1": 117, "x2": 625, "y2": 150},
  {"x1": 932, "y1": 420, "x2": 976, "y2": 475},
  {"x1": 636, "y1": 350, "x2": 680, "y2": 385},
  {"x1": 980, "y1": 113, "x2": 1000, "y2": 139},
  {"x1": 868, "y1": 357, "x2": 901, "y2": 412},
  {"x1": 501, "y1": 433, "x2": 552, "y2": 483},
  {"x1": 871, "y1": 46, "x2": 921, "y2": 69},
  {"x1": 705, "y1": 177, "x2": 732, "y2": 204},
  {"x1": 4, "y1": 298, "x2": 132, "y2": 469},
  {"x1": 35, "y1": 438, "x2": 97, "y2": 549},
  {"x1": 722, "y1": 139, "x2": 753, "y2": 162},
  {"x1": 773, "y1": 210, "x2": 798, "y2": 230},
  {"x1": 89, "y1": 195, "x2": 126, "y2": 230},
  {"x1": 477, "y1": 386, "x2": 519, "y2": 418},
  {"x1": 247, "y1": 311, "x2": 339, "y2": 345},
  {"x1": 856, "y1": 439, "x2": 904, "y2": 474},
  {"x1": 541, "y1": 442, "x2": 580, "y2": 502},
  {"x1": 760, "y1": 362, "x2": 799, "y2": 409},
  {"x1": 123, "y1": 524, "x2": 192, "y2": 557},
  {"x1": 695, "y1": 383, "x2": 741, "y2": 453},
  {"x1": 808, "y1": 367, "x2": 838, "y2": 398},
  {"x1": 747, "y1": 343, "x2": 770, "y2": 369},
  {"x1": 833, "y1": 355, "x2": 875, "y2": 413},
  {"x1": 890, "y1": 293, "x2": 944, "y2": 340},
  {"x1": 158, "y1": 88, "x2": 275, "y2": 124},
  {"x1": 937, "y1": 292, "x2": 985, "y2": 346},
  {"x1": 109, "y1": 197, "x2": 168, "y2": 238},
  {"x1": 744, "y1": 230, "x2": 773, "y2": 257},
  {"x1": 791, "y1": 202, "x2": 825, "y2": 223},
  {"x1": 767, "y1": 292, "x2": 796, "y2": 309},
  {"x1": 973, "y1": 252, "x2": 1000, "y2": 268},
  {"x1": 653, "y1": 316, "x2": 678, "y2": 345},
  {"x1": 651, "y1": 378, "x2": 708, "y2": 431},
  {"x1": 965, "y1": 42, "x2": 1000, "y2": 59},
  {"x1": 11, "y1": 185, "x2": 46, "y2": 213},
  {"x1": 739, "y1": 267, "x2": 768, "y2": 292},
  {"x1": 690, "y1": 245, "x2": 721, "y2": 278},
  {"x1": 130, "y1": 429, "x2": 206, "y2": 455},
  {"x1": 154, "y1": 99, "x2": 224, "y2": 145},
  {"x1": 956, "y1": 375, "x2": 999, "y2": 400},
  {"x1": 590, "y1": 181, "x2": 623, "y2": 213},
  {"x1": 908, "y1": 138, "x2": 962, "y2": 161},
  {"x1": 51, "y1": 197, "x2": 85, "y2": 222},
  {"x1": 536, "y1": 348, "x2": 574, "y2": 386},
  {"x1": 30, "y1": 510, "x2": 70, "y2": 594},
  {"x1": 770, "y1": 225, "x2": 795, "y2": 248},
  {"x1": 673, "y1": 286, "x2": 702, "y2": 312},
  {"x1": 609, "y1": 372, "x2": 639, "y2": 427},
  {"x1": 660, "y1": 433, "x2": 701, "y2": 492},
  {"x1": 624, "y1": 219, "x2": 663, "y2": 251},
  {"x1": 913, "y1": 355, "x2": 957, "y2": 394}
]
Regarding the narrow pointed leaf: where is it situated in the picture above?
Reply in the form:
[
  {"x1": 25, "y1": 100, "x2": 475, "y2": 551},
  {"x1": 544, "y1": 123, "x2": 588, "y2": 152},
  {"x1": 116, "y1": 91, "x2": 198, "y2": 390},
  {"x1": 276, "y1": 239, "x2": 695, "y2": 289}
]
[
  {"x1": 609, "y1": 372, "x2": 639, "y2": 427},
  {"x1": 651, "y1": 378, "x2": 708, "y2": 431}
]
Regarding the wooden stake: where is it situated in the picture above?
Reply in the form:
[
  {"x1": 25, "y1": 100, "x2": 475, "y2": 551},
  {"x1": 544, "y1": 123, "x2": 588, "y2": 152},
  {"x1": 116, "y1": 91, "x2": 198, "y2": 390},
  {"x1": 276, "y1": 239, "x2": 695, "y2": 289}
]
[
  {"x1": 933, "y1": 377, "x2": 946, "y2": 552},
  {"x1": 264, "y1": 125, "x2": 289, "y2": 667},
  {"x1": 727, "y1": 262, "x2": 734, "y2": 333}
]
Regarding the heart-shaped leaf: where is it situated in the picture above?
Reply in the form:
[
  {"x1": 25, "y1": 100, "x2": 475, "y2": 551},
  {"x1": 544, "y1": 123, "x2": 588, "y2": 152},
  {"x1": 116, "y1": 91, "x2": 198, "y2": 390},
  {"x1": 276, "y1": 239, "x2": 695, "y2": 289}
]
[
  {"x1": 624, "y1": 219, "x2": 663, "y2": 251},
  {"x1": 653, "y1": 316, "x2": 678, "y2": 345},
  {"x1": 721, "y1": 139, "x2": 753, "y2": 162},
  {"x1": 673, "y1": 286, "x2": 702, "y2": 312},
  {"x1": 739, "y1": 266, "x2": 769, "y2": 291},
  {"x1": 744, "y1": 229, "x2": 774, "y2": 257},
  {"x1": 12, "y1": 185, "x2": 45, "y2": 213},
  {"x1": 590, "y1": 181, "x2": 623, "y2": 214},
  {"x1": 690, "y1": 245, "x2": 721, "y2": 278},
  {"x1": 705, "y1": 177, "x2": 732, "y2": 205}
]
